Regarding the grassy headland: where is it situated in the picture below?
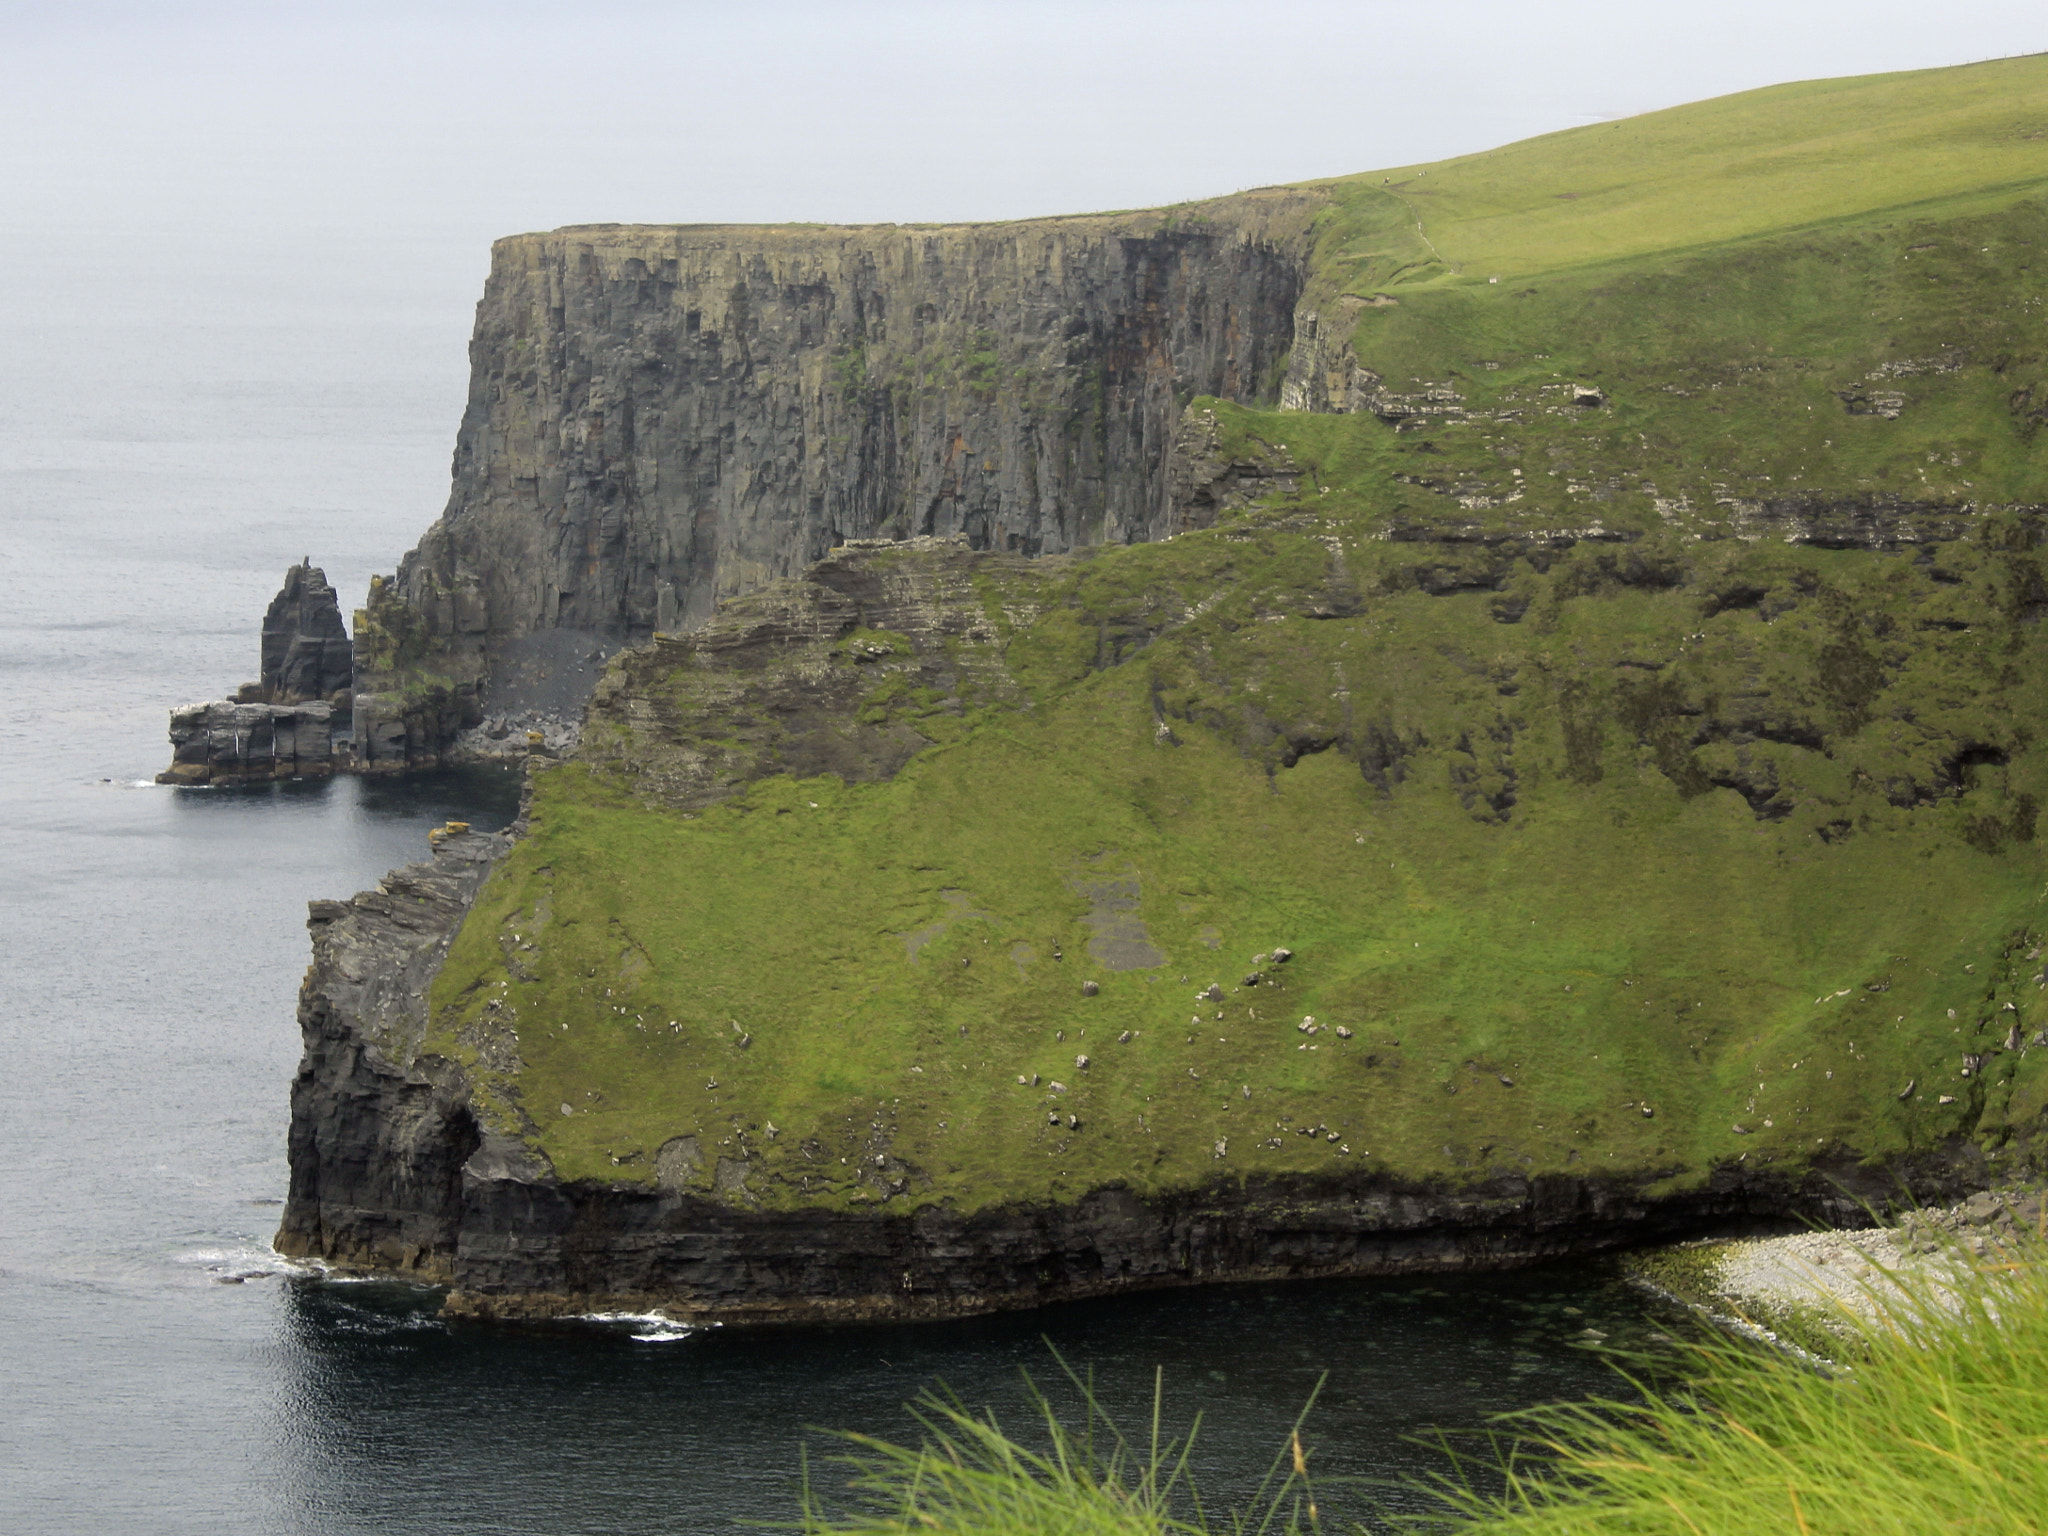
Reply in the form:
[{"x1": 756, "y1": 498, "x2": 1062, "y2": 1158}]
[{"x1": 422, "y1": 55, "x2": 2048, "y2": 1218}]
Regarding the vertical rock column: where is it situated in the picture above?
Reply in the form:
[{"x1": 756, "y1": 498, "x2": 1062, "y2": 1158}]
[
  {"x1": 262, "y1": 560, "x2": 354, "y2": 712},
  {"x1": 157, "y1": 561, "x2": 353, "y2": 785}
]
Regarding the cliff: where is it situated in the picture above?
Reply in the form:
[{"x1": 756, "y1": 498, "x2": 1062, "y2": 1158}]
[
  {"x1": 351, "y1": 193, "x2": 1318, "y2": 767},
  {"x1": 275, "y1": 824, "x2": 507, "y2": 1277},
  {"x1": 280, "y1": 56, "x2": 2048, "y2": 1320},
  {"x1": 279, "y1": 540, "x2": 2011, "y2": 1321}
]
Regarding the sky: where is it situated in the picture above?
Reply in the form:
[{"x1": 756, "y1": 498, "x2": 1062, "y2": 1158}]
[{"x1": 4, "y1": 2, "x2": 2044, "y2": 274}]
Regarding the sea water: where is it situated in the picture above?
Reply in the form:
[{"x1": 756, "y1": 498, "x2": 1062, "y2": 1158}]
[{"x1": 0, "y1": 246, "x2": 1678, "y2": 1535}]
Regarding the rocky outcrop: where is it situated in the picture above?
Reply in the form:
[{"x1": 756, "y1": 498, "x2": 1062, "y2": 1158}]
[
  {"x1": 350, "y1": 193, "x2": 1319, "y2": 761},
  {"x1": 432, "y1": 1154, "x2": 1975, "y2": 1325},
  {"x1": 261, "y1": 559, "x2": 352, "y2": 706},
  {"x1": 434, "y1": 1164, "x2": 1887, "y2": 1326},
  {"x1": 273, "y1": 826, "x2": 509, "y2": 1277},
  {"x1": 158, "y1": 699, "x2": 337, "y2": 785},
  {"x1": 1164, "y1": 405, "x2": 1302, "y2": 531},
  {"x1": 159, "y1": 562, "x2": 354, "y2": 785},
  {"x1": 580, "y1": 533, "x2": 1048, "y2": 808}
]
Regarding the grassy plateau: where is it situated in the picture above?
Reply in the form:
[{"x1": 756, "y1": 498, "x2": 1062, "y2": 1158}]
[{"x1": 422, "y1": 54, "x2": 2048, "y2": 1217}]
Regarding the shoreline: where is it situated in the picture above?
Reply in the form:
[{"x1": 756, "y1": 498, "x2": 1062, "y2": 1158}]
[{"x1": 1631, "y1": 1184, "x2": 2047, "y2": 1349}]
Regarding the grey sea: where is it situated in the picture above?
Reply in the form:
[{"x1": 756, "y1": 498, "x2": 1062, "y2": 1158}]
[{"x1": 0, "y1": 244, "x2": 1677, "y2": 1535}]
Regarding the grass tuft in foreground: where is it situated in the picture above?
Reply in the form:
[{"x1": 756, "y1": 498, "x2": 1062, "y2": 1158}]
[
  {"x1": 1426, "y1": 1224, "x2": 2048, "y2": 1534},
  {"x1": 799, "y1": 1358, "x2": 1330, "y2": 1536},
  {"x1": 800, "y1": 1229, "x2": 2048, "y2": 1535}
]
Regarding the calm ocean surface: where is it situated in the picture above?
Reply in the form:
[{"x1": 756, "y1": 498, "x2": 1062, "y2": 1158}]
[{"x1": 0, "y1": 253, "x2": 1678, "y2": 1535}]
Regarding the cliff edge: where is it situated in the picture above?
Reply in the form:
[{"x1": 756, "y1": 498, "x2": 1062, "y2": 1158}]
[{"x1": 351, "y1": 192, "x2": 1319, "y2": 768}]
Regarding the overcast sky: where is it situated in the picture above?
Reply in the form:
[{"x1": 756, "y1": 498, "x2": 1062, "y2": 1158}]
[{"x1": 5, "y1": 2, "x2": 2044, "y2": 267}]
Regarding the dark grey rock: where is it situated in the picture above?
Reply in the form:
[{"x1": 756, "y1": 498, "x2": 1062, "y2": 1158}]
[
  {"x1": 159, "y1": 563, "x2": 351, "y2": 784},
  {"x1": 357, "y1": 206, "x2": 1316, "y2": 757},
  {"x1": 273, "y1": 828, "x2": 511, "y2": 1278},
  {"x1": 261, "y1": 561, "x2": 352, "y2": 705},
  {"x1": 158, "y1": 699, "x2": 335, "y2": 785}
]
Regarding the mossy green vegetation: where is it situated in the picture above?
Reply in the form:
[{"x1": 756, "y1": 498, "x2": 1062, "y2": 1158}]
[
  {"x1": 428, "y1": 502, "x2": 2048, "y2": 1205},
  {"x1": 1431, "y1": 1233, "x2": 2048, "y2": 1532},
  {"x1": 425, "y1": 56, "x2": 2048, "y2": 1214},
  {"x1": 1305, "y1": 52, "x2": 2048, "y2": 294}
]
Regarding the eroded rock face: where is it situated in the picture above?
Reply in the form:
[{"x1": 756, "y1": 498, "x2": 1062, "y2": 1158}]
[
  {"x1": 355, "y1": 195, "x2": 1318, "y2": 757},
  {"x1": 158, "y1": 563, "x2": 353, "y2": 785},
  {"x1": 273, "y1": 828, "x2": 509, "y2": 1277},
  {"x1": 430, "y1": 1160, "x2": 1948, "y2": 1326},
  {"x1": 261, "y1": 560, "x2": 352, "y2": 705},
  {"x1": 158, "y1": 699, "x2": 335, "y2": 785},
  {"x1": 1165, "y1": 404, "x2": 1301, "y2": 531},
  {"x1": 580, "y1": 533, "x2": 1048, "y2": 808}
]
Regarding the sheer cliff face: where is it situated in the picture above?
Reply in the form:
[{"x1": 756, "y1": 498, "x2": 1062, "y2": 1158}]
[{"x1": 384, "y1": 194, "x2": 1316, "y2": 693}]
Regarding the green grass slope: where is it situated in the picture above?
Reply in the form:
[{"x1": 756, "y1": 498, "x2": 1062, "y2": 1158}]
[
  {"x1": 423, "y1": 56, "x2": 2048, "y2": 1216},
  {"x1": 432, "y1": 512, "x2": 2048, "y2": 1206},
  {"x1": 1307, "y1": 52, "x2": 2048, "y2": 290}
]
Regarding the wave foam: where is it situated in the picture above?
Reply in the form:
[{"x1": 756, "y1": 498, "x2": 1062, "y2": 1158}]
[{"x1": 576, "y1": 1310, "x2": 707, "y2": 1343}]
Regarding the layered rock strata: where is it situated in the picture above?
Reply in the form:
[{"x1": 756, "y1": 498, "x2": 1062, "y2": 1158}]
[
  {"x1": 349, "y1": 193, "x2": 1319, "y2": 763},
  {"x1": 578, "y1": 532, "x2": 1048, "y2": 807},
  {"x1": 159, "y1": 699, "x2": 337, "y2": 786},
  {"x1": 437, "y1": 1161, "x2": 1960, "y2": 1326}
]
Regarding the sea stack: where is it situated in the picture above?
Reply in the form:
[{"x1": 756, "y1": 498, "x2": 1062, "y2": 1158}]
[
  {"x1": 260, "y1": 559, "x2": 353, "y2": 710},
  {"x1": 158, "y1": 561, "x2": 352, "y2": 785}
]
